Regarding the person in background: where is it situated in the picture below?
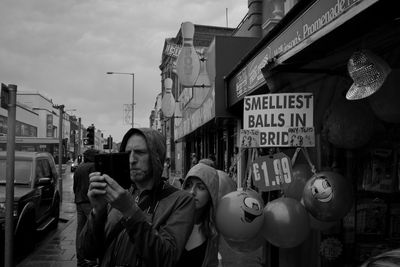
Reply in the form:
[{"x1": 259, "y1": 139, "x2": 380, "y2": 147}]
[
  {"x1": 73, "y1": 148, "x2": 100, "y2": 267},
  {"x1": 177, "y1": 162, "x2": 219, "y2": 267},
  {"x1": 79, "y1": 128, "x2": 195, "y2": 267},
  {"x1": 191, "y1": 153, "x2": 199, "y2": 167},
  {"x1": 162, "y1": 157, "x2": 171, "y2": 182}
]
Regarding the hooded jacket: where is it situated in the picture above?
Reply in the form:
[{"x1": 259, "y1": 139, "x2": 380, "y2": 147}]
[
  {"x1": 182, "y1": 163, "x2": 219, "y2": 267},
  {"x1": 79, "y1": 128, "x2": 195, "y2": 267}
]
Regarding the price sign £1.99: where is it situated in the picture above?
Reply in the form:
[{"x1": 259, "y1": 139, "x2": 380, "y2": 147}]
[{"x1": 252, "y1": 152, "x2": 293, "y2": 192}]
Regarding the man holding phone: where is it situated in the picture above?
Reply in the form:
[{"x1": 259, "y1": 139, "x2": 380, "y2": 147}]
[{"x1": 79, "y1": 128, "x2": 195, "y2": 267}]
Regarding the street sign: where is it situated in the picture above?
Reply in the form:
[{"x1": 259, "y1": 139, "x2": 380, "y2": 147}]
[{"x1": 252, "y1": 152, "x2": 293, "y2": 192}]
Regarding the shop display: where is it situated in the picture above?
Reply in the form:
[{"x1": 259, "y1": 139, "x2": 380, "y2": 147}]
[
  {"x1": 346, "y1": 49, "x2": 391, "y2": 100},
  {"x1": 261, "y1": 197, "x2": 310, "y2": 248},
  {"x1": 323, "y1": 99, "x2": 374, "y2": 149},
  {"x1": 302, "y1": 171, "x2": 353, "y2": 222},
  {"x1": 282, "y1": 163, "x2": 313, "y2": 200},
  {"x1": 362, "y1": 148, "x2": 397, "y2": 193},
  {"x1": 369, "y1": 69, "x2": 400, "y2": 123}
]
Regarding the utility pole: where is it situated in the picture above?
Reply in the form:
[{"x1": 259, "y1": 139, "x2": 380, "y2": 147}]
[
  {"x1": 78, "y1": 117, "x2": 81, "y2": 156},
  {"x1": 4, "y1": 84, "x2": 17, "y2": 267}
]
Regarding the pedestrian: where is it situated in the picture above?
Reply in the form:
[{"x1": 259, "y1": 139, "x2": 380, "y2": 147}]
[
  {"x1": 177, "y1": 162, "x2": 219, "y2": 267},
  {"x1": 78, "y1": 128, "x2": 195, "y2": 267},
  {"x1": 191, "y1": 153, "x2": 198, "y2": 167},
  {"x1": 73, "y1": 148, "x2": 100, "y2": 267},
  {"x1": 162, "y1": 157, "x2": 171, "y2": 182}
]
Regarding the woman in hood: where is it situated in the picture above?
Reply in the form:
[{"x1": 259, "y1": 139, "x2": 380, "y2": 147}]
[{"x1": 177, "y1": 162, "x2": 219, "y2": 267}]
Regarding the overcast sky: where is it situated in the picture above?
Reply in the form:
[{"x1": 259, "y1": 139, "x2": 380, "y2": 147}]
[{"x1": 0, "y1": 0, "x2": 247, "y2": 142}]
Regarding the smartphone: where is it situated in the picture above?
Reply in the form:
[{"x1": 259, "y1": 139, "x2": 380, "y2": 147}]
[{"x1": 94, "y1": 152, "x2": 131, "y2": 189}]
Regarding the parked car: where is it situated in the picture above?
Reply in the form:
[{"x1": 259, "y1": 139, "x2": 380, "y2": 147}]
[{"x1": 0, "y1": 151, "x2": 61, "y2": 255}]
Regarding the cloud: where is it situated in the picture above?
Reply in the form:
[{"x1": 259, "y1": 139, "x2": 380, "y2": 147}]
[{"x1": 0, "y1": 0, "x2": 247, "y2": 142}]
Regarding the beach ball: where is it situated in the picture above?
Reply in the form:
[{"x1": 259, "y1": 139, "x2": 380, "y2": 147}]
[
  {"x1": 261, "y1": 197, "x2": 310, "y2": 248},
  {"x1": 323, "y1": 99, "x2": 374, "y2": 149},
  {"x1": 282, "y1": 164, "x2": 313, "y2": 201},
  {"x1": 369, "y1": 69, "x2": 400, "y2": 123},
  {"x1": 302, "y1": 171, "x2": 353, "y2": 222},
  {"x1": 216, "y1": 189, "x2": 264, "y2": 241},
  {"x1": 217, "y1": 170, "x2": 236, "y2": 200},
  {"x1": 224, "y1": 233, "x2": 264, "y2": 254}
]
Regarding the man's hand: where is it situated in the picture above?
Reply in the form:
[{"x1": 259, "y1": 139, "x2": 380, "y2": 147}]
[
  {"x1": 104, "y1": 175, "x2": 136, "y2": 217},
  {"x1": 88, "y1": 172, "x2": 108, "y2": 214}
]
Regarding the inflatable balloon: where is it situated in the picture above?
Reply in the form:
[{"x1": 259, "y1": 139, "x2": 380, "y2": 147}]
[
  {"x1": 369, "y1": 69, "x2": 400, "y2": 123},
  {"x1": 302, "y1": 171, "x2": 353, "y2": 222},
  {"x1": 261, "y1": 197, "x2": 310, "y2": 248},
  {"x1": 216, "y1": 189, "x2": 264, "y2": 241},
  {"x1": 217, "y1": 170, "x2": 236, "y2": 200},
  {"x1": 282, "y1": 164, "x2": 313, "y2": 201},
  {"x1": 224, "y1": 233, "x2": 265, "y2": 254},
  {"x1": 323, "y1": 99, "x2": 374, "y2": 149},
  {"x1": 300, "y1": 198, "x2": 338, "y2": 231}
]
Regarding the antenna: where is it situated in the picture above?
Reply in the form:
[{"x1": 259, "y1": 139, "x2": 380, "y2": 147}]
[{"x1": 226, "y1": 8, "x2": 229, "y2": 27}]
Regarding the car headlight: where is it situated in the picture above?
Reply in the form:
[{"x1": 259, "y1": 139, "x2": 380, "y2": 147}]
[{"x1": 0, "y1": 203, "x2": 18, "y2": 217}]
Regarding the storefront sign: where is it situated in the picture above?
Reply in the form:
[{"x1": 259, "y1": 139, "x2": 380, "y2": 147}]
[
  {"x1": 288, "y1": 127, "x2": 315, "y2": 147},
  {"x1": 228, "y1": 0, "x2": 379, "y2": 105},
  {"x1": 163, "y1": 41, "x2": 181, "y2": 58},
  {"x1": 239, "y1": 129, "x2": 260, "y2": 148},
  {"x1": 46, "y1": 114, "x2": 53, "y2": 137},
  {"x1": 252, "y1": 152, "x2": 293, "y2": 192},
  {"x1": 175, "y1": 86, "x2": 215, "y2": 140},
  {"x1": 243, "y1": 93, "x2": 313, "y2": 147}
]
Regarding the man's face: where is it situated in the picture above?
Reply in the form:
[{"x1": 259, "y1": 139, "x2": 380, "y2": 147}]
[{"x1": 124, "y1": 134, "x2": 151, "y2": 184}]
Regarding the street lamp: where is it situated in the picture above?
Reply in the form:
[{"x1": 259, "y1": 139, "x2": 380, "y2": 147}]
[
  {"x1": 52, "y1": 104, "x2": 64, "y2": 202},
  {"x1": 106, "y1": 72, "x2": 135, "y2": 128}
]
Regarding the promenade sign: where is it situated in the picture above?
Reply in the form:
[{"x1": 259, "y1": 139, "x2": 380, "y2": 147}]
[{"x1": 243, "y1": 93, "x2": 313, "y2": 147}]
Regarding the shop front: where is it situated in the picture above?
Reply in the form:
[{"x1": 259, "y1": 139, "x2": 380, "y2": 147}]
[
  {"x1": 172, "y1": 32, "x2": 257, "y2": 176},
  {"x1": 225, "y1": 0, "x2": 399, "y2": 266}
]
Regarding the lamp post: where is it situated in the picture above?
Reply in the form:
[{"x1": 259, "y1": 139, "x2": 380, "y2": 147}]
[
  {"x1": 106, "y1": 72, "x2": 135, "y2": 128},
  {"x1": 53, "y1": 104, "x2": 64, "y2": 202}
]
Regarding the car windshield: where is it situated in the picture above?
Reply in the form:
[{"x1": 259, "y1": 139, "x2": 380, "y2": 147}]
[{"x1": 0, "y1": 160, "x2": 32, "y2": 184}]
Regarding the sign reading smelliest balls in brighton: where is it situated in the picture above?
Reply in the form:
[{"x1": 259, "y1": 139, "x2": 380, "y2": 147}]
[{"x1": 243, "y1": 93, "x2": 314, "y2": 147}]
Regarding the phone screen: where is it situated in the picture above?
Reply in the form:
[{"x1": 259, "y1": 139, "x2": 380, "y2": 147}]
[{"x1": 94, "y1": 152, "x2": 131, "y2": 189}]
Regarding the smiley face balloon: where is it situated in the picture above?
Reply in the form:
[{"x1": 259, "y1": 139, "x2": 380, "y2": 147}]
[
  {"x1": 216, "y1": 188, "x2": 264, "y2": 241},
  {"x1": 302, "y1": 171, "x2": 353, "y2": 222}
]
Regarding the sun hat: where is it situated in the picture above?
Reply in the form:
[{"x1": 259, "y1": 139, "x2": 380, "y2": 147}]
[{"x1": 346, "y1": 49, "x2": 391, "y2": 100}]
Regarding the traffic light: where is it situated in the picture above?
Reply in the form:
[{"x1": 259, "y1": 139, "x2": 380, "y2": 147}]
[
  {"x1": 107, "y1": 136, "x2": 113, "y2": 149},
  {"x1": 85, "y1": 125, "x2": 95, "y2": 146}
]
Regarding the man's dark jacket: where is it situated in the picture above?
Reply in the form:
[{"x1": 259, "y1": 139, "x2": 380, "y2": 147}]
[{"x1": 79, "y1": 128, "x2": 195, "y2": 267}]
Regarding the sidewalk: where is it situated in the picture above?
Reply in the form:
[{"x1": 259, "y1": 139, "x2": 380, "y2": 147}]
[{"x1": 17, "y1": 173, "x2": 78, "y2": 267}]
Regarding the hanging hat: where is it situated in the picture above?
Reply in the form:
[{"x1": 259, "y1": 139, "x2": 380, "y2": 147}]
[{"x1": 346, "y1": 49, "x2": 391, "y2": 100}]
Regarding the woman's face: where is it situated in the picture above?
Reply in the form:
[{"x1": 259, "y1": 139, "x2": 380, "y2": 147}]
[{"x1": 183, "y1": 177, "x2": 210, "y2": 210}]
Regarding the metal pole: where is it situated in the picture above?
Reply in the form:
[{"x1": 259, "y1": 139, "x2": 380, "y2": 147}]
[
  {"x1": 132, "y1": 73, "x2": 135, "y2": 128},
  {"x1": 58, "y1": 105, "x2": 64, "y2": 202},
  {"x1": 5, "y1": 84, "x2": 17, "y2": 267},
  {"x1": 78, "y1": 117, "x2": 81, "y2": 156}
]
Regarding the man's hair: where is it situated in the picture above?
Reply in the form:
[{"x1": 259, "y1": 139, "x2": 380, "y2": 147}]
[{"x1": 83, "y1": 149, "x2": 100, "y2": 163}]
